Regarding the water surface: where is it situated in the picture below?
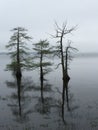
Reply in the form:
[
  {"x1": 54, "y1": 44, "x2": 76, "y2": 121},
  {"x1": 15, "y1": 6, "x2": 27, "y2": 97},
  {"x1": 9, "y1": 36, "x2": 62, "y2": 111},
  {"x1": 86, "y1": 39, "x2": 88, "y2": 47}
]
[{"x1": 0, "y1": 54, "x2": 98, "y2": 130}]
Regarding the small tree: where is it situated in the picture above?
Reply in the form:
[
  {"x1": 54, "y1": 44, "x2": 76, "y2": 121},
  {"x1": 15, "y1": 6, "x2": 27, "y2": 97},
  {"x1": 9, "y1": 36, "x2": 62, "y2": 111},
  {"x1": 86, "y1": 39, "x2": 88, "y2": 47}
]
[
  {"x1": 6, "y1": 27, "x2": 32, "y2": 78},
  {"x1": 32, "y1": 39, "x2": 53, "y2": 92},
  {"x1": 64, "y1": 40, "x2": 78, "y2": 78}
]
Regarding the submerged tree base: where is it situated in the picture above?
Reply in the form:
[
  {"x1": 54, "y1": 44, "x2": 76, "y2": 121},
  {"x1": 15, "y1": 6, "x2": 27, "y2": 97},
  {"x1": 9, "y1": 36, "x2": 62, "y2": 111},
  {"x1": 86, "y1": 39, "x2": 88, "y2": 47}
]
[
  {"x1": 63, "y1": 74, "x2": 70, "y2": 81},
  {"x1": 16, "y1": 71, "x2": 22, "y2": 79}
]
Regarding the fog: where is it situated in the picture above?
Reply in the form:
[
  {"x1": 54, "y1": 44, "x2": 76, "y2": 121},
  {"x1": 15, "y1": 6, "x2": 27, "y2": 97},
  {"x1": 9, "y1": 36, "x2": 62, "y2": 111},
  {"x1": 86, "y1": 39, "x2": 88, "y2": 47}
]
[{"x1": 0, "y1": 0, "x2": 98, "y2": 52}]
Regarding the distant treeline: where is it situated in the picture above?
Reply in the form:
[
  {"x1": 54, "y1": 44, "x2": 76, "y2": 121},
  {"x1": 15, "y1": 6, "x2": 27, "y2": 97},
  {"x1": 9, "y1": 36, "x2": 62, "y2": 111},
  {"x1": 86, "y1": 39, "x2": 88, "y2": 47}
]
[
  {"x1": 75, "y1": 52, "x2": 98, "y2": 58},
  {"x1": 1, "y1": 52, "x2": 98, "y2": 58}
]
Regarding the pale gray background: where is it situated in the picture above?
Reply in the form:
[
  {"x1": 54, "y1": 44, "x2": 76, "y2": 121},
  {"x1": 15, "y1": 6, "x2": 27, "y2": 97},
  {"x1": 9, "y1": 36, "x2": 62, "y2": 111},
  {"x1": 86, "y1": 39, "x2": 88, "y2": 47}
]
[{"x1": 0, "y1": 0, "x2": 98, "y2": 52}]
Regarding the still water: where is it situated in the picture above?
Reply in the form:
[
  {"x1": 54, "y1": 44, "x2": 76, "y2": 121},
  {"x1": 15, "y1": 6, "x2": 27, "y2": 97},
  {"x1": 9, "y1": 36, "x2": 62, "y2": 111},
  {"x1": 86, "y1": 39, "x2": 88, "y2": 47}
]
[{"x1": 0, "y1": 54, "x2": 98, "y2": 130}]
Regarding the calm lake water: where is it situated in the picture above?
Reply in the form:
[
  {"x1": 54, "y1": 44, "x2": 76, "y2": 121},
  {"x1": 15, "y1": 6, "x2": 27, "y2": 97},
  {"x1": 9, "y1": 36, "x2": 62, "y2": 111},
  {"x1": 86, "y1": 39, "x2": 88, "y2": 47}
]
[{"x1": 0, "y1": 54, "x2": 98, "y2": 130}]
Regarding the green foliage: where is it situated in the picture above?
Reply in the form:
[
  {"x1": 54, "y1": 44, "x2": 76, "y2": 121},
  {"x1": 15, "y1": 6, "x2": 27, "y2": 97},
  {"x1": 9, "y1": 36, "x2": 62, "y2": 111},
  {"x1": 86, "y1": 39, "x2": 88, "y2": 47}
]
[
  {"x1": 6, "y1": 27, "x2": 32, "y2": 72},
  {"x1": 32, "y1": 39, "x2": 53, "y2": 79},
  {"x1": 33, "y1": 39, "x2": 53, "y2": 57}
]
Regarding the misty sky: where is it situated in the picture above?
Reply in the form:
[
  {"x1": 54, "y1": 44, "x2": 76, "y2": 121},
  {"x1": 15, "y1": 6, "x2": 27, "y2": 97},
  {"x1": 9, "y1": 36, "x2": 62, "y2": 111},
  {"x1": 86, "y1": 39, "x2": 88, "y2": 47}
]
[{"x1": 0, "y1": 0, "x2": 98, "y2": 52}]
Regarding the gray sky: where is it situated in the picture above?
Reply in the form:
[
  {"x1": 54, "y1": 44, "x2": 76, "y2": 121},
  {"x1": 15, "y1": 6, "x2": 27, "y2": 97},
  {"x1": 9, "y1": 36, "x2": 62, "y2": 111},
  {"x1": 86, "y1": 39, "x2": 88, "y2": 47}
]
[{"x1": 0, "y1": 0, "x2": 98, "y2": 52}]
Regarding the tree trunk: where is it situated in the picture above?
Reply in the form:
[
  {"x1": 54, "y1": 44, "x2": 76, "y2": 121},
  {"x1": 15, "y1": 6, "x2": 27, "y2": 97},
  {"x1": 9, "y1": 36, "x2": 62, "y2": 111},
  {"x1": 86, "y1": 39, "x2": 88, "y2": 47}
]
[
  {"x1": 65, "y1": 47, "x2": 70, "y2": 81},
  {"x1": 40, "y1": 49, "x2": 44, "y2": 95},
  {"x1": 16, "y1": 28, "x2": 22, "y2": 78},
  {"x1": 60, "y1": 36, "x2": 65, "y2": 81}
]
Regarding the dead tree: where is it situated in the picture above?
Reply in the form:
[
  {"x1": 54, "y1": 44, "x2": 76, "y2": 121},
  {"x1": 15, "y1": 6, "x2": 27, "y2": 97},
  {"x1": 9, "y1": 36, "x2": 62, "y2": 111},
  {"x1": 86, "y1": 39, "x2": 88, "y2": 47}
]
[
  {"x1": 52, "y1": 22, "x2": 77, "y2": 112},
  {"x1": 64, "y1": 40, "x2": 78, "y2": 79},
  {"x1": 52, "y1": 22, "x2": 76, "y2": 83}
]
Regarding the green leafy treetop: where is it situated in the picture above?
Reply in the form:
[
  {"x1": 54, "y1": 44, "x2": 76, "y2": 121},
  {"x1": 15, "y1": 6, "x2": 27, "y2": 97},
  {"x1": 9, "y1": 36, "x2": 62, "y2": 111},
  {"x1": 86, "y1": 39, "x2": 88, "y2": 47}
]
[
  {"x1": 6, "y1": 27, "x2": 32, "y2": 78},
  {"x1": 31, "y1": 39, "x2": 53, "y2": 90}
]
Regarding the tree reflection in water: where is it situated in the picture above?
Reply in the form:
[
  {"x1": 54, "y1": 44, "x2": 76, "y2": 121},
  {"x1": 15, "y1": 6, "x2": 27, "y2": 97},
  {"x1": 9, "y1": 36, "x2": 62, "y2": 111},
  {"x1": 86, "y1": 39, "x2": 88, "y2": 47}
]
[
  {"x1": 6, "y1": 75, "x2": 34, "y2": 123},
  {"x1": 34, "y1": 81, "x2": 53, "y2": 115},
  {"x1": 54, "y1": 78, "x2": 80, "y2": 130},
  {"x1": 62, "y1": 79, "x2": 70, "y2": 124},
  {"x1": 5, "y1": 72, "x2": 79, "y2": 130}
]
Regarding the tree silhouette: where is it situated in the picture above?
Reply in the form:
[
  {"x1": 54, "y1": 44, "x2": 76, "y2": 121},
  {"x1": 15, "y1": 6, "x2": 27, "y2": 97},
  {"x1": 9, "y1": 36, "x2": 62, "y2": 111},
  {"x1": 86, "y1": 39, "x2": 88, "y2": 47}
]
[
  {"x1": 64, "y1": 40, "x2": 78, "y2": 77},
  {"x1": 52, "y1": 22, "x2": 76, "y2": 82},
  {"x1": 31, "y1": 39, "x2": 53, "y2": 92},
  {"x1": 6, "y1": 27, "x2": 32, "y2": 78}
]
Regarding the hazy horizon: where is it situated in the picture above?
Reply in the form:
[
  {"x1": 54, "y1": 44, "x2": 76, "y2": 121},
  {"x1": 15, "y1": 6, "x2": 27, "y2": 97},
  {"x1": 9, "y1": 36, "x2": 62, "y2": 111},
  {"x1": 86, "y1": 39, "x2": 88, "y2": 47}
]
[{"x1": 0, "y1": 0, "x2": 98, "y2": 53}]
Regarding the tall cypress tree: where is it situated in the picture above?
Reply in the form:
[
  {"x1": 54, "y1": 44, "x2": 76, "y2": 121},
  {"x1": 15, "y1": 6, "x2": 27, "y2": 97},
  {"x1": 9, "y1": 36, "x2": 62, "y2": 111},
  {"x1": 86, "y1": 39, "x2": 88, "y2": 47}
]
[{"x1": 6, "y1": 27, "x2": 32, "y2": 78}]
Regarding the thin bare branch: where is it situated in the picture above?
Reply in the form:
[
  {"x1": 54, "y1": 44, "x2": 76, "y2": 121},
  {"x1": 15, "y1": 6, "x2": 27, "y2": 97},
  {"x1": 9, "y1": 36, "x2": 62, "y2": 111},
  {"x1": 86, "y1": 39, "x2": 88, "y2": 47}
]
[{"x1": 55, "y1": 63, "x2": 61, "y2": 69}]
